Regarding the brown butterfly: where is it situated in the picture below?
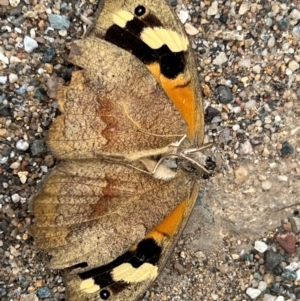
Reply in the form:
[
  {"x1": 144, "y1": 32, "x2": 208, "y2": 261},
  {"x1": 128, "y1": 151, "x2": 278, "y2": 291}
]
[{"x1": 30, "y1": 0, "x2": 205, "y2": 300}]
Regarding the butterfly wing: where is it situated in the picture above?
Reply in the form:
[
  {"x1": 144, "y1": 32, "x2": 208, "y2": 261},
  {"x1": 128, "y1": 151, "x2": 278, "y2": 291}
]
[
  {"x1": 47, "y1": 37, "x2": 187, "y2": 160},
  {"x1": 64, "y1": 183, "x2": 200, "y2": 301},
  {"x1": 91, "y1": 0, "x2": 204, "y2": 143}
]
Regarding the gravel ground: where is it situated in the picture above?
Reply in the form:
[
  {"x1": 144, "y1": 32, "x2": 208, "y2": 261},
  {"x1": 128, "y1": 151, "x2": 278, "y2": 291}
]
[{"x1": 0, "y1": 0, "x2": 300, "y2": 301}]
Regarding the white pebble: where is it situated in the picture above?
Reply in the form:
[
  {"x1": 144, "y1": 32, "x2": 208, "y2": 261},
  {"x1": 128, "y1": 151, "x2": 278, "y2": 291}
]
[
  {"x1": 296, "y1": 268, "x2": 300, "y2": 280},
  {"x1": 275, "y1": 297, "x2": 284, "y2": 301},
  {"x1": 29, "y1": 28, "x2": 36, "y2": 39},
  {"x1": 207, "y1": 0, "x2": 218, "y2": 15},
  {"x1": 213, "y1": 52, "x2": 227, "y2": 65},
  {"x1": 16, "y1": 140, "x2": 29, "y2": 151},
  {"x1": 185, "y1": 23, "x2": 199, "y2": 36},
  {"x1": 286, "y1": 68, "x2": 293, "y2": 76},
  {"x1": 253, "y1": 65, "x2": 261, "y2": 73},
  {"x1": 264, "y1": 116, "x2": 272, "y2": 124},
  {"x1": 178, "y1": 10, "x2": 189, "y2": 24},
  {"x1": 232, "y1": 124, "x2": 240, "y2": 131},
  {"x1": 14, "y1": 27, "x2": 22, "y2": 34},
  {"x1": 239, "y1": 58, "x2": 251, "y2": 68},
  {"x1": 290, "y1": 9, "x2": 300, "y2": 20},
  {"x1": 285, "y1": 262, "x2": 300, "y2": 271},
  {"x1": 41, "y1": 166, "x2": 48, "y2": 173},
  {"x1": 262, "y1": 180, "x2": 272, "y2": 190},
  {"x1": 277, "y1": 175, "x2": 288, "y2": 182},
  {"x1": 37, "y1": 68, "x2": 44, "y2": 74},
  {"x1": 0, "y1": 76, "x2": 7, "y2": 84},
  {"x1": 244, "y1": 99, "x2": 256, "y2": 109},
  {"x1": 274, "y1": 115, "x2": 281, "y2": 122},
  {"x1": 9, "y1": 0, "x2": 20, "y2": 7},
  {"x1": 10, "y1": 162, "x2": 20, "y2": 169},
  {"x1": 239, "y1": 2, "x2": 250, "y2": 15},
  {"x1": 288, "y1": 60, "x2": 299, "y2": 71},
  {"x1": 240, "y1": 140, "x2": 253, "y2": 155},
  {"x1": 254, "y1": 241, "x2": 268, "y2": 253},
  {"x1": 263, "y1": 294, "x2": 276, "y2": 301},
  {"x1": 18, "y1": 171, "x2": 28, "y2": 184},
  {"x1": 0, "y1": 51, "x2": 9, "y2": 65},
  {"x1": 258, "y1": 281, "x2": 267, "y2": 291},
  {"x1": 59, "y1": 29, "x2": 68, "y2": 37},
  {"x1": 9, "y1": 73, "x2": 18, "y2": 83},
  {"x1": 11, "y1": 193, "x2": 21, "y2": 203},
  {"x1": 267, "y1": 36, "x2": 275, "y2": 48},
  {"x1": 246, "y1": 287, "x2": 261, "y2": 299},
  {"x1": 24, "y1": 36, "x2": 38, "y2": 53},
  {"x1": 10, "y1": 56, "x2": 21, "y2": 63}
]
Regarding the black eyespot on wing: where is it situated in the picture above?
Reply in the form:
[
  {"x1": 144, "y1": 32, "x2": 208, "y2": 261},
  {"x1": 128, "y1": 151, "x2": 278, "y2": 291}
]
[
  {"x1": 134, "y1": 5, "x2": 146, "y2": 17},
  {"x1": 100, "y1": 289, "x2": 110, "y2": 300},
  {"x1": 134, "y1": 238, "x2": 162, "y2": 265},
  {"x1": 159, "y1": 49, "x2": 185, "y2": 79}
]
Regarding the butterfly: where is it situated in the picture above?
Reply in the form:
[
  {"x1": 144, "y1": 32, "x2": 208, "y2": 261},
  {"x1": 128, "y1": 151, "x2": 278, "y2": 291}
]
[{"x1": 30, "y1": 0, "x2": 205, "y2": 300}]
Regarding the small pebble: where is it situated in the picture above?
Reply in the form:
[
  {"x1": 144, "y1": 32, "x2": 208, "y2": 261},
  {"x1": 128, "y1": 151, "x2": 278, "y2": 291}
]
[
  {"x1": 263, "y1": 294, "x2": 276, "y2": 301},
  {"x1": 213, "y1": 52, "x2": 227, "y2": 65},
  {"x1": 281, "y1": 270, "x2": 297, "y2": 281},
  {"x1": 49, "y1": 14, "x2": 70, "y2": 29},
  {"x1": 9, "y1": 73, "x2": 18, "y2": 83},
  {"x1": 288, "y1": 60, "x2": 299, "y2": 71},
  {"x1": 0, "y1": 75, "x2": 7, "y2": 84},
  {"x1": 36, "y1": 287, "x2": 52, "y2": 298},
  {"x1": 234, "y1": 166, "x2": 248, "y2": 185},
  {"x1": 280, "y1": 141, "x2": 294, "y2": 156},
  {"x1": 275, "y1": 232, "x2": 296, "y2": 253},
  {"x1": 207, "y1": 0, "x2": 218, "y2": 15},
  {"x1": 11, "y1": 193, "x2": 20, "y2": 203},
  {"x1": 239, "y1": 2, "x2": 250, "y2": 15},
  {"x1": 258, "y1": 281, "x2": 267, "y2": 292},
  {"x1": 277, "y1": 17, "x2": 289, "y2": 31},
  {"x1": 290, "y1": 9, "x2": 300, "y2": 20},
  {"x1": 219, "y1": 263, "x2": 229, "y2": 274},
  {"x1": 240, "y1": 140, "x2": 253, "y2": 155},
  {"x1": 18, "y1": 171, "x2": 28, "y2": 184},
  {"x1": 24, "y1": 36, "x2": 38, "y2": 53},
  {"x1": 43, "y1": 47, "x2": 56, "y2": 63},
  {"x1": 289, "y1": 217, "x2": 300, "y2": 234},
  {"x1": 215, "y1": 85, "x2": 233, "y2": 104},
  {"x1": 178, "y1": 10, "x2": 189, "y2": 23},
  {"x1": 261, "y1": 180, "x2": 272, "y2": 190},
  {"x1": 246, "y1": 287, "x2": 261, "y2": 299},
  {"x1": 264, "y1": 251, "x2": 283, "y2": 271},
  {"x1": 16, "y1": 140, "x2": 29, "y2": 151},
  {"x1": 9, "y1": 0, "x2": 19, "y2": 7},
  {"x1": 254, "y1": 241, "x2": 268, "y2": 253}
]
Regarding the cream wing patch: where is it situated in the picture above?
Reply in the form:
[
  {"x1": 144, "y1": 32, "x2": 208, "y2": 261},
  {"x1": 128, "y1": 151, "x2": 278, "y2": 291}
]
[
  {"x1": 112, "y1": 10, "x2": 188, "y2": 53},
  {"x1": 141, "y1": 27, "x2": 188, "y2": 52},
  {"x1": 80, "y1": 278, "x2": 100, "y2": 294},
  {"x1": 112, "y1": 10, "x2": 134, "y2": 28},
  {"x1": 112, "y1": 263, "x2": 158, "y2": 283}
]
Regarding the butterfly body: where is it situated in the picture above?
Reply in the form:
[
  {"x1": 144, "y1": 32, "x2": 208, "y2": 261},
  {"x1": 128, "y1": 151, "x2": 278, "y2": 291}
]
[{"x1": 31, "y1": 1, "x2": 204, "y2": 300}]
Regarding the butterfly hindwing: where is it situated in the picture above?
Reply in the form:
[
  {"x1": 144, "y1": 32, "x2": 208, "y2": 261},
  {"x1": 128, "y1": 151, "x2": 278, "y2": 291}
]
[{"x1": 64, "y1": 184, "x2": 200, "y2": 301}]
